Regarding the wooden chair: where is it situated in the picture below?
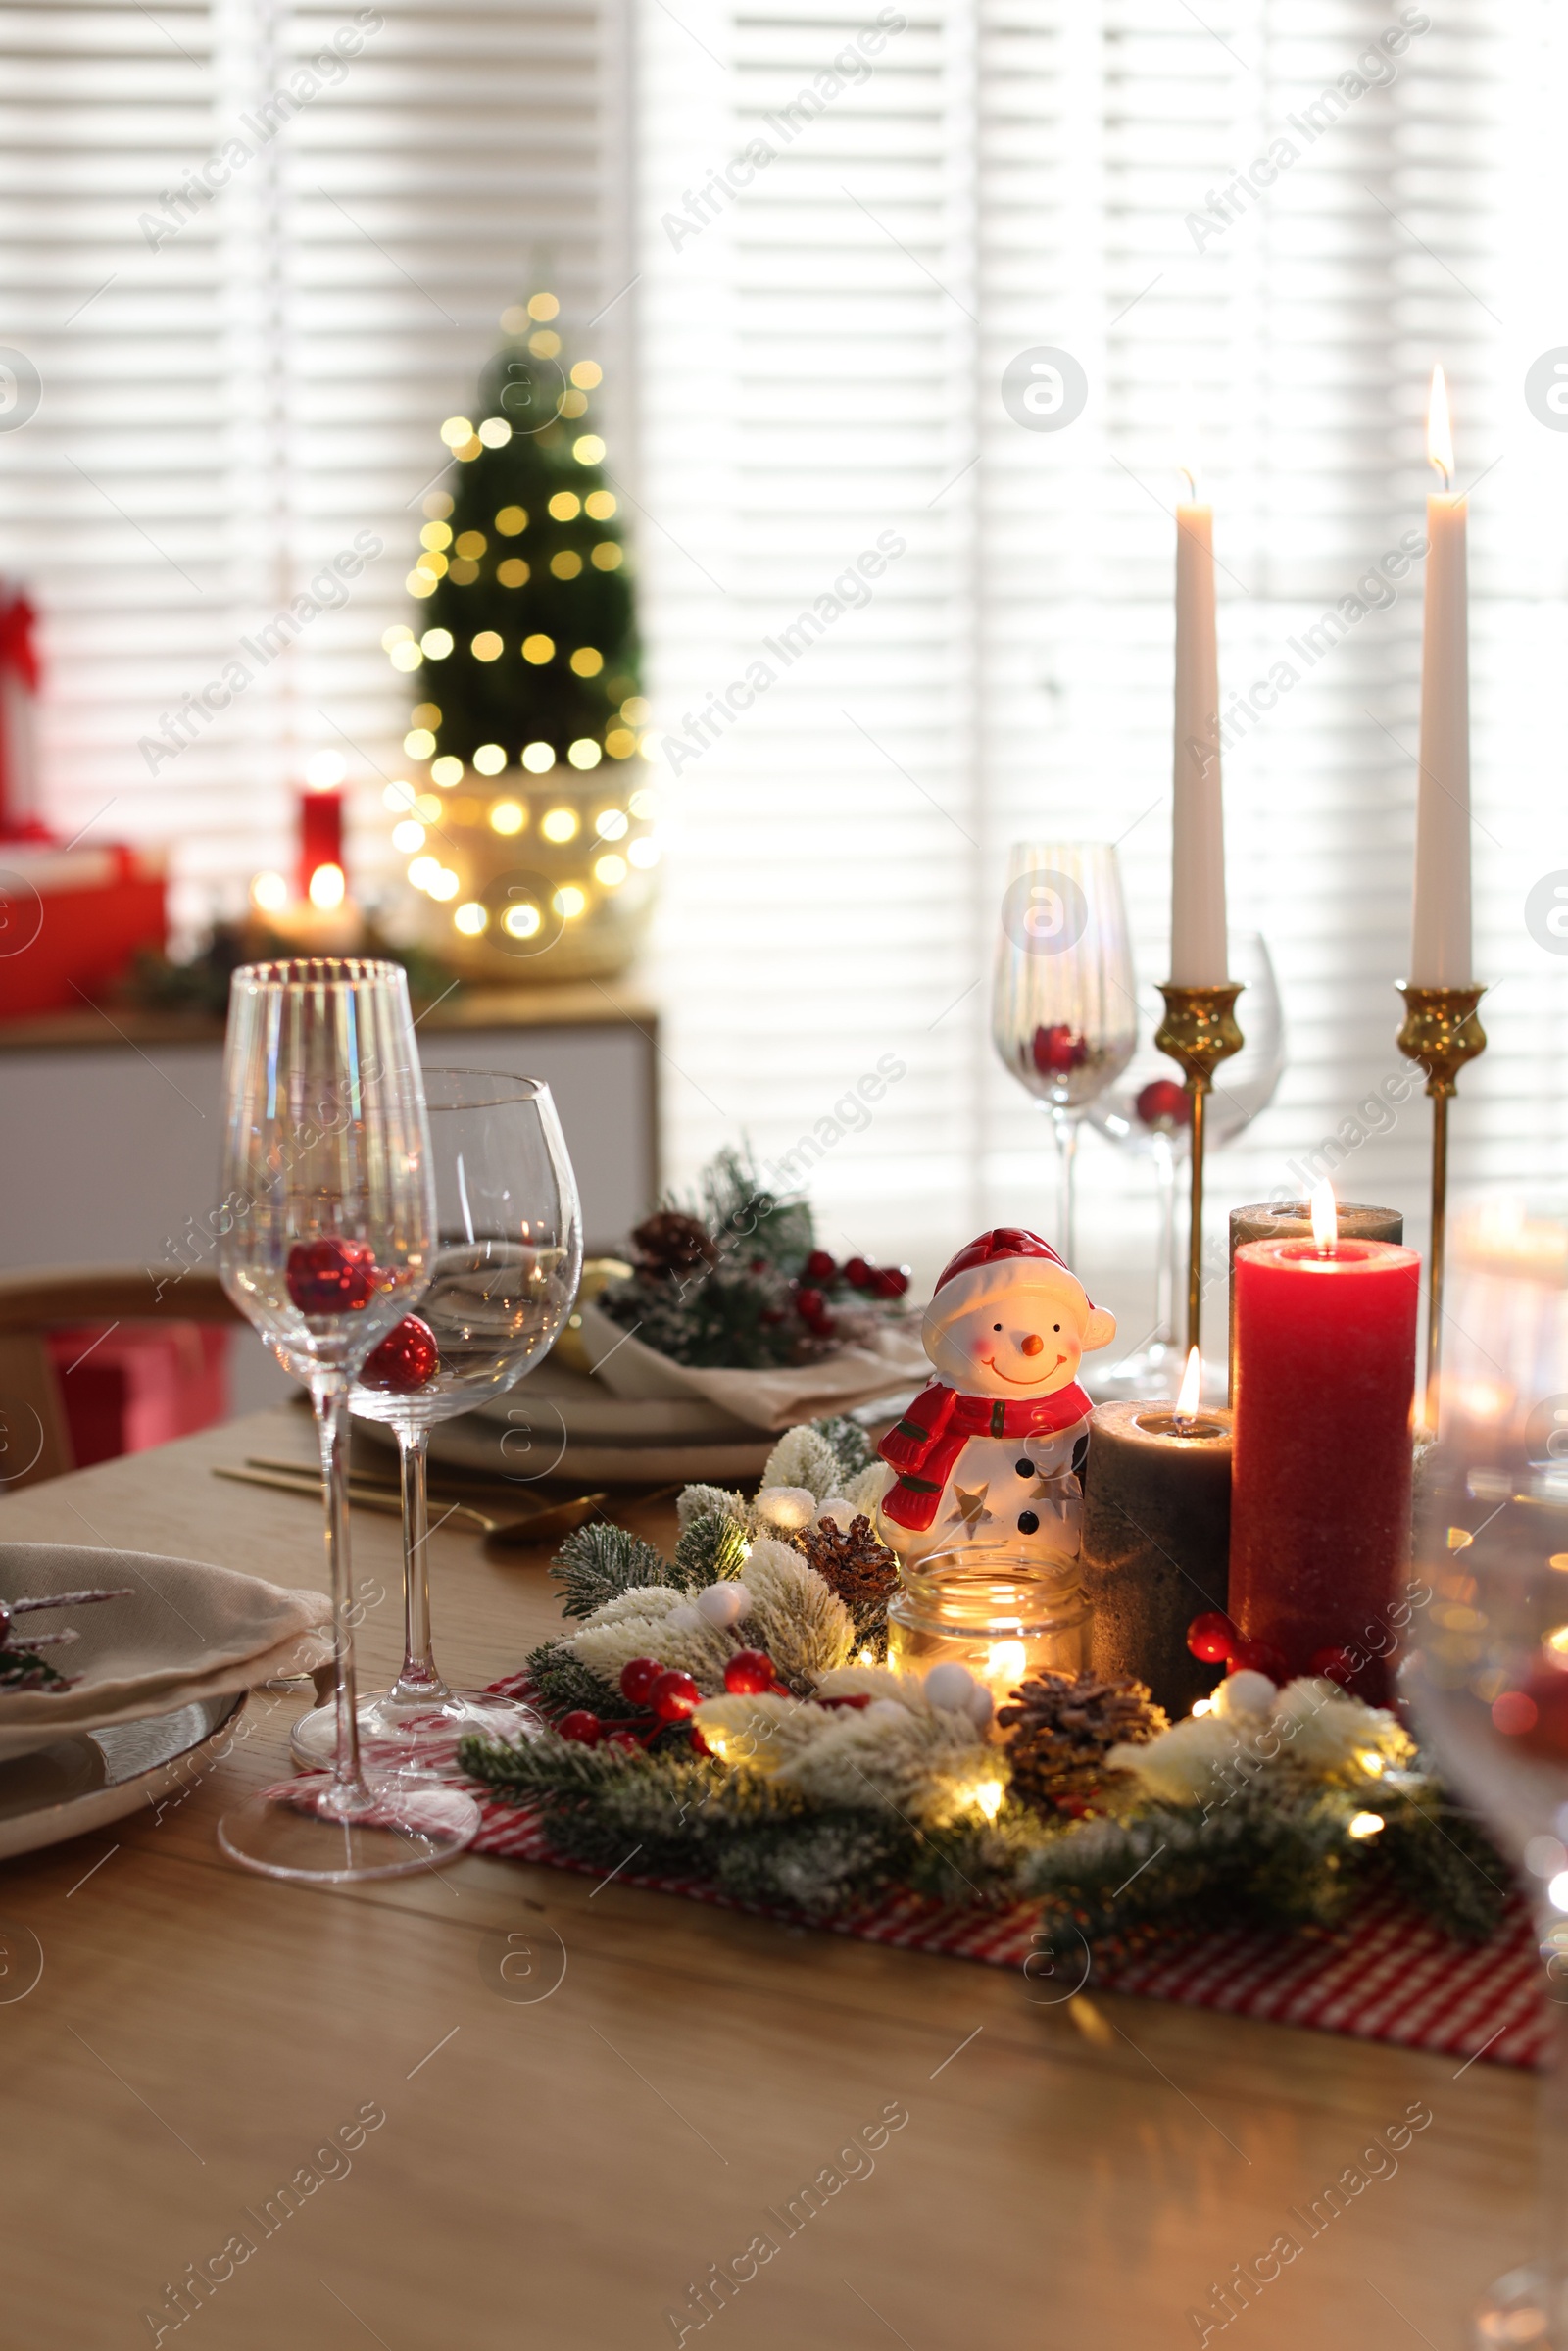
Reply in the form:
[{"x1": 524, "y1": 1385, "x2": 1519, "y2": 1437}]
[{"x1": 0, "y1": 1267, "x2": 244, "y2": 1490}]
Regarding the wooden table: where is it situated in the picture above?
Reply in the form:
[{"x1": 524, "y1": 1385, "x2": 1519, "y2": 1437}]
[{"x1": 0, "y1": 1411, "x2": 1534, "y2": 2349}]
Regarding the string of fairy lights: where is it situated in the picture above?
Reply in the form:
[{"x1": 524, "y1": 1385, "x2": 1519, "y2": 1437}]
[
  {"x1": 376, "y1": 291, "x2": 658, "y2": 949},
  {"x1": 243, "y1": 295, "x2": 661, "y2": 952}
]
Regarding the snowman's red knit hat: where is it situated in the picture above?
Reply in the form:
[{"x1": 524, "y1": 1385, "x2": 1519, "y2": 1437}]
[{"x1": 932, "y1": 1226, "x2": 1069, "y2": 1294}]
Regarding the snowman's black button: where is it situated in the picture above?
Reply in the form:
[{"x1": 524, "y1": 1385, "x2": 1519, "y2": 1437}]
[
  {"x1": 1017, "y1": 1510, "x2": 1040, "y2": 1534},
  {"x1": 1014, "y1": 1458, "x2": 1034, "y2": 1478}
]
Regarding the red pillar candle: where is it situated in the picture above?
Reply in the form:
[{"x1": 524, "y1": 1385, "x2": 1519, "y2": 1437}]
[
  {"x1": 298, "y1": 787, "x2": 344, "y2": 900},
  {"x1": 1229, "y1": 1232, "x2": 1419, "y2": 1693}
]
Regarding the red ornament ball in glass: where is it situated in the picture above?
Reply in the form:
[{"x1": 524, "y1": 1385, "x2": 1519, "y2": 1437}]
[
  {"x1": 1186, "y1": 1611, "x2": 1237, "y2": 1664},
  {"x1": 723, "y1": 1649, "x2": 775, "y2": 1695},
  {"x1": 359, "y1": 1315, "x2": 440, "y2": 1393},
  {"x1": 285, "y1": 1237, "x2": 377, "y2": 1314},
  {"x1": 1230, "y1": 1639, "x2": 1289, "y2": 1684},
  {"x1": 557, "y1": 1710, "x2": 602, "y2": 1745},
  {"x1": 1136, "y1": 1079, "x2": 1191, "y2": 1132},
  {"x1": 1308, "y1": 1646, "x2": 1357, "y2": 1689},
  {"x1": 650, "y1": 1668, "x2": 701, "y2": 1723},
  {"x1": 1032, "y1": 1023, "x2": 1088, "y2": 1075},
  {"x1": 619, "y1": 1657, "x2": 664, "y2": 1707}
]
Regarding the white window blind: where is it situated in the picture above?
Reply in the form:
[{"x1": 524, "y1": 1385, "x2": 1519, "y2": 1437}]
[
  {"x1": 5, "y1": 0, "x2": 1567, "y2": 1330},
  {"x1": 0, "y1": 0, "x2": 631, "y2": 934},
  {"x1": 639, "y1": 0, "x2": 1568, "y2": 1328}
]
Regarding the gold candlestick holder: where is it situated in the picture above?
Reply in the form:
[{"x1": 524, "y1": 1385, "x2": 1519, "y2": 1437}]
[
  {"x1": 1395, "y1": 980, "x2": 1488, "y2": 1425},
  {"x1": 1153, "y1": 981, "x2": 1245, "y2": 1361}
]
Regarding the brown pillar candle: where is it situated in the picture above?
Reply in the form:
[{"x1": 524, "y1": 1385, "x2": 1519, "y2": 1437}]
[
  {"x1": 1228, "y1": 1202, "x2": 1402, "y2": 1398},
  {"x1": 1081, "y1": 1400, "x2": 1233, "y2": 1716}
]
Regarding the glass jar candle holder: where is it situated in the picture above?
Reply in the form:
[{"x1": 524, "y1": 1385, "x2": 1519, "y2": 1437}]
[{"x1": 886, "y1": 1545, "x2": 1090, "y2": 1713}]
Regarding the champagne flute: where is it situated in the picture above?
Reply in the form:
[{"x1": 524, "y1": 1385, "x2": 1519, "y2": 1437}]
[
  {"x1": 215, "y1": 958, "x2": 479, "y2": 1881},
  {"x1": 1403, "y1": 1200, "x2": 1568, "y2": 2345},
  {"x1": 290, "y1": 1070, "x2": 582, "y2": 1776},
  {"x1": 992, "y1": 841, "x2": 1138, "y2": 1265}
]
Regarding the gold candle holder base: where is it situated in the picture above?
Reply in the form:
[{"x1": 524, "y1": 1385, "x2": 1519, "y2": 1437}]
[
  {"x1": 1154, "y1": 981, "x2": 1245, "y2": 1360},
  {"x1": 1396, "y1": 980, "x2": 1488, "y2": 1426}
]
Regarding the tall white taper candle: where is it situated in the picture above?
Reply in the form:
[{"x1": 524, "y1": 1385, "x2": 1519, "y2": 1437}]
[
  {"x1": 1410, "y1": 366, "x2": 1472, "y2": 988},
  {"x1": 1171, "y1": 490, "x2": 1228, "y2": 986}
]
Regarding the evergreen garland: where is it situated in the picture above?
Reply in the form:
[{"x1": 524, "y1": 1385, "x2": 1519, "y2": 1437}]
[{"x1": 466, "y1": 1423, "x2": 1519, "y2": 1953}]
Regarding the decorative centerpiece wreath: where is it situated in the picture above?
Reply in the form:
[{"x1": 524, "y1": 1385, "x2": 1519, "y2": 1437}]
[{"x1": 461, "y1": 1418, "x2": 1504, "y2": 1947}]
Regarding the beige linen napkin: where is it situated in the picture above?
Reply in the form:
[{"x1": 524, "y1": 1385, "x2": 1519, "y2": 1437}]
[
  {"x1": 573, "y1": 1301, "x2": 928, "y2": 1433},
  {"x1": 0, "y1": 1544, "x2": 332, "y2": 1759}
]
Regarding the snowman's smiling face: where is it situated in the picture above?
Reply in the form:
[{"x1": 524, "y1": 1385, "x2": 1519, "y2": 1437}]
[{"x1": 921, "y1": 1278, "x2": 1116, "y2": 1397}]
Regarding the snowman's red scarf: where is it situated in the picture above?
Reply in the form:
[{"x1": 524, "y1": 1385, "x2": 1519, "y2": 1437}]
[{"x1": 876, "y1": 1380, "x2": 1092, "y2": 1533}]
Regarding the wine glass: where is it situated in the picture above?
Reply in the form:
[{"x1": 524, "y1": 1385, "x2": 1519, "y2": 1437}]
[
  {"x1": 1403, "y1": 1200, "x2": 1568, "y2": 2345},
  {"x1": 991, "y1": 842, "x2": 1138, "y2": 1265},
  {"x1": 1087, "y1": 929, "x2": 1286, "y2": 1400},
  {"x1": 290, "y1": 1070, "x2": 582, "y2": 1776},
  {"x1": 214, "y1": 958, "x2": 479, "y2": 1882}
]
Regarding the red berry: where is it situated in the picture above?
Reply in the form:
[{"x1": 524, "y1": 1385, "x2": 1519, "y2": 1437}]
[
  {"x1": 869, "y1": 1265, "x2": 909, "y2": 1298},
  {"x1": 804, "y1": 1249, "x2": 837, "y2": 1281},
  {"x1": 359, "y1": 1314, "x2": 440, "y2": 1393},
  {"x1": 649, "y1": 1668, "x2": 701, "y2": 1723},
  {"x1": 844, "y1": 1256, "x2": 873, "y2": 1290},
  {"x1": 723, "y1": 1649, "x2": 775, "y2": 1696},
  {"x1": 1229, "y1": 1639, "x2": 1289, "y2": 1683},
  {"x1": 557, "y1": 1709, "x2": 602, "y2": 1744},
  {"x1": 796, "y1": 1287, "x2": 825, "y2": 1320},
  {"x1": 1031, "y1": 1023, "x2": 1088, "y2": 1075},
  {"x1": 1136, "y1": 1079, "x2": 1191, "y2": 1131},
  {"x1": 1186, "y1": 1610, "x2": 1237, "y2": 1664},
  {"x1": 285, "y1": 1237, "x2": 377, "y2": 1315},
  {"x1": 1308, "y1": 1646, "x2": 1357, "y2": 1689},
  {"x1": 605, "y1": 1728, "x2": 645, "y2": 1752},
  {"x1": 619, "y1": 1657, "x2": 664, "y2": 1706}
]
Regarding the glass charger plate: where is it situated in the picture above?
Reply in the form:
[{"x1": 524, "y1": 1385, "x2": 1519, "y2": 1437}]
[{"x1": 0, "y1": 1691, "x2": 246, "y2": 1861}]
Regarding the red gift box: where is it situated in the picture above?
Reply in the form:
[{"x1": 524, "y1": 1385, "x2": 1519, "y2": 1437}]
[{"x1": 0, "y1": 843, "x2": 167, "y2": 1019}]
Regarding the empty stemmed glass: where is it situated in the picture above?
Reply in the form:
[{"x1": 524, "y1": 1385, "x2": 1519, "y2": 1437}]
[
  {"x1": 1088, "y1": 929, "x2": 1286, "y2": 1398},
  {"x1": 215, "y1": 958, "x2": 479, "y2": 1881},
  {"x1": 290, "y1": 1070, "x2": 582, "y2": 1777},
  {"x1": 1404, "y1": 1200, "x2": 1568, "y2": 2346},
  {"x1": 992, "y1": 842, "x2": 1138, "y2": 1264}
]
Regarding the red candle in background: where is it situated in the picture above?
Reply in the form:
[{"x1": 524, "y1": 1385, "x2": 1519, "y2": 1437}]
[
  {"x1": 1229, "y1": 1193, "x2": 1419, "y2": 1697},
  {"x1": 298, "y1": 786, "x2": 344, "y2": 903}
]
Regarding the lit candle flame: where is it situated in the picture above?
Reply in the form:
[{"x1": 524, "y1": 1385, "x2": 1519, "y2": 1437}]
[
  {"x1": 307, "y1": 861, "x2": 346, "y2": 911},
  {"x1": 1427, "y1": 365, "x2": 1454, "y2": 492},
  {"x1": 1310, "y1": 1177, "x2": 1339, "y2": 1252},
  {"x1": 1175, "y1": 1345, "x2": 1202, "y2": 1420}
]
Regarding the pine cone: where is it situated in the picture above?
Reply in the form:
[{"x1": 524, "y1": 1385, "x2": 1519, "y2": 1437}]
[
  {"x1": 997, "y1": 1671, "x2": 1168, "y2": 1818},
  {"x1": 631, "y1": 1210, "x2": 717, "y2": 1280},
  {"x1": 801, "y1": 1514, "x2": 900, "y2": 1659}
]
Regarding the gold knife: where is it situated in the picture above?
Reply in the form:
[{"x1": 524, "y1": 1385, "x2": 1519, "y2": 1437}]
[{"x1": 212, "y1": 1462, "x2": 605, "y2": 1546}]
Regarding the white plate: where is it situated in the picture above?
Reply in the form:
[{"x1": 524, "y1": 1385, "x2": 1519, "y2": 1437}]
[{"x1": 0, "y1": 1691, "x2": 245, "y2": 1862}]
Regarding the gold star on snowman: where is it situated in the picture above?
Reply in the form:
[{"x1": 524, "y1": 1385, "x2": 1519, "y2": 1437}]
[{"x1": 953, "y1": 1484, "x2": 991, "y2": 1532}]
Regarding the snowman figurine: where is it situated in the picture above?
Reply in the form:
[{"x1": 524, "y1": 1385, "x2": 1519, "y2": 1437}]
[{"x1": 874, "y1": 1227, "x2": 1116, "y2": 1569}]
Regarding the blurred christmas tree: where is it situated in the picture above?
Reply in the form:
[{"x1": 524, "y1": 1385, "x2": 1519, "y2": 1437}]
[{"x1": 386, "y1": 292, "x2": 659, "y2": 981}]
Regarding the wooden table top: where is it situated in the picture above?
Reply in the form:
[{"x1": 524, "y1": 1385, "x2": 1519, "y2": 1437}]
[{"x1": 0, "y1": 1409, "x2": 1533, "y2": 2349}]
